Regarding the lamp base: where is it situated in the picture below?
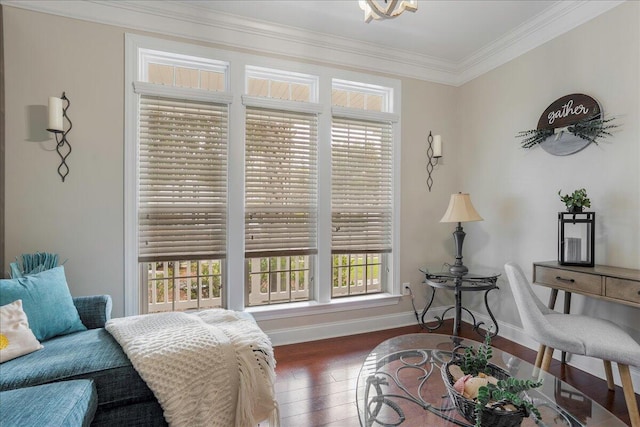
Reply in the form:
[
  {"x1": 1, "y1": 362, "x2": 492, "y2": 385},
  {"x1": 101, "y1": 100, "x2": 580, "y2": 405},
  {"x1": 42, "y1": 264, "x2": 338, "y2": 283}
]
[
  {"x1": 449, "y1": 223, "x2": 468, "y2": 275},
  {"x1": 449, "y1": 263, "x2": 468, "y2": 275}
]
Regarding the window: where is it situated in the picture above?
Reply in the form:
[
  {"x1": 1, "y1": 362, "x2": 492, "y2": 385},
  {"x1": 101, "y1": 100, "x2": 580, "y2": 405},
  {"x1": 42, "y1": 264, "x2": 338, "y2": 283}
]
[
  {"x1": 246, "y1": 256, "x2": 311, "y2": 305},
  {"x1": 244, "y1": 67, "x2": 320, "y2": 306},
  {"x1": 331, "y1": 79, "x2": 389, "y2": 112},
  {"x1": 133, "y1": 47, "x2": 231, "y2": 313},
  {"x1": 126, "y1": 35, "x2": 400, "y2": 316},
  {"x1": 245, "y1": 66, "x2": 317, "y2": 102},
  {"x1": 331, "y1": 80, "x2": 394, "y2": 297},
  {"x1": 141, "y1": 49, "x2": 227, "y2": 91},
  {"x1": 332, "y1": 253, "x2": 382, "y2": 296}
]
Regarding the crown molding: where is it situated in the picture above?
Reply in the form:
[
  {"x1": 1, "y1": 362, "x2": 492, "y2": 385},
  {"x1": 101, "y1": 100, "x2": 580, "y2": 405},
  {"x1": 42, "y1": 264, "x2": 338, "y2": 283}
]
[
  {"x1": 1, "y1": 0, "x2": 625, "y2": 87},
  {"x1": 456, "y1": 0, "x2": 626, "y2": 85}
]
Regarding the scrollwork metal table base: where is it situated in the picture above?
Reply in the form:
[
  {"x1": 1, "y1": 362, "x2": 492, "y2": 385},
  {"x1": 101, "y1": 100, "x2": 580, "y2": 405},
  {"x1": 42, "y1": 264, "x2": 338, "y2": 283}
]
[
  {"x1": 418, "y1": 268, "x2": 500, "y2": 338},
  {"x1": 362, "y1": 349, "x2": 471, "y2": 427}
]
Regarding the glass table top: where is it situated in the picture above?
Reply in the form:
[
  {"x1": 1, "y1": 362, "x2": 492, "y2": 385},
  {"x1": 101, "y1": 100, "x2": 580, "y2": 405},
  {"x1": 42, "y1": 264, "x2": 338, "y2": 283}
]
[
  {"x1": 356, "y1": 333, "x2": 625, "y2": 427},
  {"x1": 420, "y1": 266, "x2": 501, "y2": 280}
]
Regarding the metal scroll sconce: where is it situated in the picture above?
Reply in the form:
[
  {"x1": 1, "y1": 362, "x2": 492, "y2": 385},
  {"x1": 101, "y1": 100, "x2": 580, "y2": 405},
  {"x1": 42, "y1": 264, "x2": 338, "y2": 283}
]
[
  {"x1": 426, "y1": 131, "x2": 442, "y2": 192},
  {"x1": 47, "y1": 92, "x2": 72, "y2": 182}
]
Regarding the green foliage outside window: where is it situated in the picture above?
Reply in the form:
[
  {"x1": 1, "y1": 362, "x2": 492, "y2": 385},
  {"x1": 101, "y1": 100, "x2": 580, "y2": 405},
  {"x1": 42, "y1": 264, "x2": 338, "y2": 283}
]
[
  {"x1": 331, "y1": 253, "x2": 382, "y2": 296},
  {"x1": 146, "y1": 259, "x2": 222, "y2": 310}
]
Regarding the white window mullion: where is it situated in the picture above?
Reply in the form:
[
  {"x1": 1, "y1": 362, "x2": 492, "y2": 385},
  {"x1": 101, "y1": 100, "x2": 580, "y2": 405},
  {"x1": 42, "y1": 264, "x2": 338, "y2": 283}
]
[
  {"x1": 226, "y1": 60, "x2": 247, "y2": 311},
  {"x1": 125, "y1": 34, "x2": 140, "y2": 316},
  {"x1": 316, "y1": 75, "x2": 333, "y2": 304}
]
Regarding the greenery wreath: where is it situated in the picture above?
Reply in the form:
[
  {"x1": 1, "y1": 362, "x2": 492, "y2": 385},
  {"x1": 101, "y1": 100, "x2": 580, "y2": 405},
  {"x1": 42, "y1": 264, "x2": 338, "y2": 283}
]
[{"x1": 516, "y1": 116, "x2": 617, "y2": 149}]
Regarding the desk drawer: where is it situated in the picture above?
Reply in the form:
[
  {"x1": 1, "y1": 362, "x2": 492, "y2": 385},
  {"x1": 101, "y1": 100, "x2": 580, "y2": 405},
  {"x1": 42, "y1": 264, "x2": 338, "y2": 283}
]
[
  {"x1": 605, "y1": 277, "x2": 640, "y2": 304},
  {"x1": 534, "y1": 266, "x2": 602, "y2": 295}
]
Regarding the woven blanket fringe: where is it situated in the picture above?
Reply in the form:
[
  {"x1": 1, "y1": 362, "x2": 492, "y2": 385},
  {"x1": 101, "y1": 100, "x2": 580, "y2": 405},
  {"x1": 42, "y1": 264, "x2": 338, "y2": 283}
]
[{"x1": 194, "y1": 310, "x2": 280, "y2": 426}]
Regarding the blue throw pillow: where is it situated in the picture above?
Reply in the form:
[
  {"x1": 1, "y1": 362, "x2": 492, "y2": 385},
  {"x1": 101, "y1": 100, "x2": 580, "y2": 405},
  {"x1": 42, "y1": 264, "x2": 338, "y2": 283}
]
[{"x1": 0, "y1": 266, "x2": 86, "y2": 341}]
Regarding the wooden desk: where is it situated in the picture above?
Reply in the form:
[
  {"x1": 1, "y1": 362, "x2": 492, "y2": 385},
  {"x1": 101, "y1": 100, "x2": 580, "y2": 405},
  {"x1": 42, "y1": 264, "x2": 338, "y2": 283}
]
[
  {"x1": 533, "y1": 261, "x2": 640, "y2": 362},
  {"x1": 533, "y1": 261, "x2": 640, "y2": 308}
]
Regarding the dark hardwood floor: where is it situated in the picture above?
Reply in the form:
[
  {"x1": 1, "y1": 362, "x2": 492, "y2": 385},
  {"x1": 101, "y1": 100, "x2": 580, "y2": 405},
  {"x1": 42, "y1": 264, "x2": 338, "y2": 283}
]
[{"x1": 273, "y1": 320, "x2": 637, "y2": 426}]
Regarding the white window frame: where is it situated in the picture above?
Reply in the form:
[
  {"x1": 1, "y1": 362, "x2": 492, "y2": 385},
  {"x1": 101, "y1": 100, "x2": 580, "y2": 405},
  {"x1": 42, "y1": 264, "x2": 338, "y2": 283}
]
[
  {"x1": 330, "y1": 79, "x2": 398, "y2": 300},
  {"x1": 124, "y1": 34, "x2": 401, "y2": 319}
]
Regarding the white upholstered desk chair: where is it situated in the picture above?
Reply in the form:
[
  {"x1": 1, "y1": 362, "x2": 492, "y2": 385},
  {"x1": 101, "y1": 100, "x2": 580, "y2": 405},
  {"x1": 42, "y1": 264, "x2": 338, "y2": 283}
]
[{"x1": 504, "y1": 262, "x2": 640, "y2": 427}]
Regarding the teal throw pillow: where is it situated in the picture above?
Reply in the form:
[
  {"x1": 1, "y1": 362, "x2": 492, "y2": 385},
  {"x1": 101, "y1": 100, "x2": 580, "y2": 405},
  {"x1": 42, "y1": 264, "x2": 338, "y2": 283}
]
[{"x1": 0, "y1": 266, "x2": 86, "y2": 341}]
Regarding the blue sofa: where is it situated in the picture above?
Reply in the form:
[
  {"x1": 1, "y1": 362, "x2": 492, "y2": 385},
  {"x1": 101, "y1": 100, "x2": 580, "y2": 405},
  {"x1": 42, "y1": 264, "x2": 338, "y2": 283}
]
[
  {"x1": 0, "y1": 296, "x2": 167, "y2": 426},
  {"x1": 1, "y1": 380, "x2": 98, "y2": 427}
]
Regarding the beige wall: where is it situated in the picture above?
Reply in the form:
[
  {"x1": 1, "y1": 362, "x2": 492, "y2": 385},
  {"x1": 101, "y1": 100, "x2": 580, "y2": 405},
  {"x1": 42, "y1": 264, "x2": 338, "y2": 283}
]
[
  {"x1": 2, "y1": 3, "x2": 639, "y2": 346},
  {"x1": 457, "y1": 1, "x2": 640, "y2": 341},
  {"x1": 4, "y1": 8, "x2": 124, "y2": 310}
]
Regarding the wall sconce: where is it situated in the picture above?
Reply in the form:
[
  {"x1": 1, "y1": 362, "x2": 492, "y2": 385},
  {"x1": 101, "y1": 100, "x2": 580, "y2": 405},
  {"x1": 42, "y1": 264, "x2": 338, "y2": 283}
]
[
  {"x1": 426, "y1": 131, "x2": 442, "y2": 192},
  {"x1": 47, "y1": 92, "x2": 72, "y2": 182}
]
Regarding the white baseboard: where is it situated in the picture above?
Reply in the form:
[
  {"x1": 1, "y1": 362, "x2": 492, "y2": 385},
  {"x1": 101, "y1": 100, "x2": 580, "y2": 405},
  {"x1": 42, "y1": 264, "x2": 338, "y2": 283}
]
[
  {"x1": 263, "y1": 306, "x2": 449, "y2": 346},
  {"x1": 264, "y1": 310, "x2": 419, "y2": 347},
  {"x1": 261, "y1": 306, "x2": 640, "y2": 394}
]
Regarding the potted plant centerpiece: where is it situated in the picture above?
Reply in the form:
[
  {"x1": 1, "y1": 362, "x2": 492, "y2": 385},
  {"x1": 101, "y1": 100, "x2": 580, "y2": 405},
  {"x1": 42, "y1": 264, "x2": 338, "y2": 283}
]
[
  {"x1": 441, "y1": 334, "x2": 542, "y2": 427},
  {"x1": 558, "y1": 188, "x2": 591, "y2": 213}
]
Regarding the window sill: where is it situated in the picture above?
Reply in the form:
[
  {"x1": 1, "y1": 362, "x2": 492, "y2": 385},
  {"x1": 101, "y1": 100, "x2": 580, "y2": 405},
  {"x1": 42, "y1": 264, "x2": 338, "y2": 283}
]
[{"x1": 246, "y1": 293, "x2": 402, "y2": 322}]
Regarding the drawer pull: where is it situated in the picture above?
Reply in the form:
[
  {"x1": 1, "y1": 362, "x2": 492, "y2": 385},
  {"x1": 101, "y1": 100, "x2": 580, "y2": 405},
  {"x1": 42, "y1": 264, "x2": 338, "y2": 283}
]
[{"x1": 556, "y1": 276, "x2": 575, "y2": 284}]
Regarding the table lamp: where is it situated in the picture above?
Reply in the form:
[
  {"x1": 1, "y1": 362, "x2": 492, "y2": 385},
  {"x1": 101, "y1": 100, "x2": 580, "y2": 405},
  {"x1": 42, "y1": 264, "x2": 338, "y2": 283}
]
[{"x1": 440, "y1": 192, "x2": 483, "y2": 275}]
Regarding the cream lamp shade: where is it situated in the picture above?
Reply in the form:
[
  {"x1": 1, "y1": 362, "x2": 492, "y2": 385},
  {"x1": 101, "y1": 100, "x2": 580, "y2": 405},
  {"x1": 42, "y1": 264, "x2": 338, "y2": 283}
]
[{"x1": 440, "y1": 193, "x2": 483, "y2": 223}]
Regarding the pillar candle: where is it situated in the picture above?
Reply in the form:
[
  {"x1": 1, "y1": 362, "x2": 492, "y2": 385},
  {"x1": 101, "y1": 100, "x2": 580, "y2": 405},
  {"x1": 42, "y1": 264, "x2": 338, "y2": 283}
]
[
  {"x1": 433, "y1": 135, "x2": 442, "y2": 158},
  {"x1": 48, "y1": 97, "x2": 64, "y2": 132}
]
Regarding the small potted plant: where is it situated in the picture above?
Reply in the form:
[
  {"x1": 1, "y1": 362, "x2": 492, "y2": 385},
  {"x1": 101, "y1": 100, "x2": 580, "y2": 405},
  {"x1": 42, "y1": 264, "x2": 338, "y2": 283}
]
[
  {"x1": 558, "y1": 188, "x2": 591, "y2": 213},
  {"x1": 441, "y1": 333, "x2": 542, "y2": 427}
]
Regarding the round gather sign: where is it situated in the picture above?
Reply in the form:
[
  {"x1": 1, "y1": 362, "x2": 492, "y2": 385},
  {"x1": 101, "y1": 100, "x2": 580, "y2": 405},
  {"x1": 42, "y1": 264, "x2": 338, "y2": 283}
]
[
  {"x1": 538, "y1": 94, "x2": 601, "y2": 156},
  {"x1": 537, "y1": 94, "x2": 601, "y2": 130},
  {"x1": 516, "y1": 93, "x2": 615, "y2": 156}
]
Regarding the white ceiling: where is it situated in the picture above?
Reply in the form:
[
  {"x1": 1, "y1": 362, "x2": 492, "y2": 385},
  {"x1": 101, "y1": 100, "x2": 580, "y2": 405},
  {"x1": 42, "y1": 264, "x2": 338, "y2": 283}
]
[
  {"x1": 190, "y1": 0, "x2": 556, "y2": 63},
  {"x1": 4, "y1": 0, "x2": 624, "y2": 85}
]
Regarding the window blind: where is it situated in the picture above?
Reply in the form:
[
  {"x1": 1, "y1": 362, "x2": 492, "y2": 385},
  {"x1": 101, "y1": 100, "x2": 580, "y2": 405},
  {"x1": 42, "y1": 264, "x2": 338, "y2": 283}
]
[
  {"x1": 138, "y1": 95, "x2": 228, "y2": 262},
  {"x1": 245, "y1": 106, "x2": 318, "y2": 257},
  {"x1": 331, "y1": 116, "x2": 392, "y2": 253}
]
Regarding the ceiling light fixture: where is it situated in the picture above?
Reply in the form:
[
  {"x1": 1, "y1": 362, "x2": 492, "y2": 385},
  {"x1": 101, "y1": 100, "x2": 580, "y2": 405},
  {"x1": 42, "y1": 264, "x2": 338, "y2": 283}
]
[{"x1": 359, "y1": 0, "x2": 417, "y2": 23}]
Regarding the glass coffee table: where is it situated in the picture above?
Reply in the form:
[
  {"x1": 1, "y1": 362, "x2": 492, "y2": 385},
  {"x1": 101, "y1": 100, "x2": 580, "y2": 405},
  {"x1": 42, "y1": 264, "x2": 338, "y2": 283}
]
[{"x1": 356, "y1": 333, "x2": 625, "y2": 427}]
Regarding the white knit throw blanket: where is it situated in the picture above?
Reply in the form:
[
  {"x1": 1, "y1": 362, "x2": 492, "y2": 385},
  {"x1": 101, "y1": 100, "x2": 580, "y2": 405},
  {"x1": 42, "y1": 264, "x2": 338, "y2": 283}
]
[{"x1": 106, "y1": 309, "x2": 278, "y2": 427}]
